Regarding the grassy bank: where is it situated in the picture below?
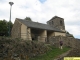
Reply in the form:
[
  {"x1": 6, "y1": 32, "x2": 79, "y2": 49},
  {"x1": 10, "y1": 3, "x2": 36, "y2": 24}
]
[
  {"x1": 30, "y1": 46, "x2": 71, "y2": 60},
  {"x1": 0, "y1": 37, "x2": 71, "y2": 60}
]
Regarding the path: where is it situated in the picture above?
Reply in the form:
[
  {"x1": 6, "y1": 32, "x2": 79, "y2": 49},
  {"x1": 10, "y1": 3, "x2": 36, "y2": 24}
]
[{"x1": 54, "y1": 49, "x2": 72, "y2": 60}]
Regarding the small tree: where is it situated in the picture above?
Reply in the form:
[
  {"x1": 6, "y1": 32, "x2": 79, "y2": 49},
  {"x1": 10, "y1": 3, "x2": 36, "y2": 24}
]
[
  {"x1": 66, "y1": 31, "x2": 74, "y2": 38},
  {"x1": 0, "y1": 19, "x2": 13, "y2": 36},
  {"x1": 24, "y1": 17, "x2": 32, "y2": 21}
]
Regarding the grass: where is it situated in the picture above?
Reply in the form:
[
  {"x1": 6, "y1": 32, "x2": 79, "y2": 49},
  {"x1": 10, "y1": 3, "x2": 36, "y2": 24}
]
[{"x1": 30, "y1": 46, "x2": 71, "y2": 60}]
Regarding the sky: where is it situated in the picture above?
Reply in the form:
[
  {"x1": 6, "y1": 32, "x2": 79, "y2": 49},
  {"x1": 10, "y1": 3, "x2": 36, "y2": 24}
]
[{"x1": 0, "y1": 0, "x2": 80, "y2": 39}]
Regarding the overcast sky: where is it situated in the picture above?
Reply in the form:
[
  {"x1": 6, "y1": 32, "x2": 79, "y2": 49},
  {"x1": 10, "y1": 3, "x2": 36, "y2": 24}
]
[{"x1": 0, "y1": 0, "x2": 80, "y2": 39}]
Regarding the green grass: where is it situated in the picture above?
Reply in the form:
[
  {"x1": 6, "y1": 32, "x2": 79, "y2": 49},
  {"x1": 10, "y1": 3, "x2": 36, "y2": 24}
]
[{"x1": 30, "y1": 46, "x2": 71, "y2": 60}]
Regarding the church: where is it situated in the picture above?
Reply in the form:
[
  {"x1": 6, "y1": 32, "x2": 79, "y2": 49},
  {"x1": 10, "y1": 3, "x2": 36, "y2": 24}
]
[{"x1": 11, "y1": 16, "x2": 66, "y2": 42}]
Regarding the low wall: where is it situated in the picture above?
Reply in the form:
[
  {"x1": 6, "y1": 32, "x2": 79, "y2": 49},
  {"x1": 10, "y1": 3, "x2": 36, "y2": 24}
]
[{"x1": 48, "y1": 36, "x2": 80, "y2": 49}]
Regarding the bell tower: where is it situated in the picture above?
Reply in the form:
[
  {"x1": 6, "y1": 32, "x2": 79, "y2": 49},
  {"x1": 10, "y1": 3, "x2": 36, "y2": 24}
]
[{"x1": 47, "y1": 16, "x2": 65, "y2": 30}]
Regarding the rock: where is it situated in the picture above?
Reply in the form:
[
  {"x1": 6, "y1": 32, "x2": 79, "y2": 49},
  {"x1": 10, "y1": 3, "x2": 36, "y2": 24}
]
[{"x1": 66, "y1": 48, "x2": 80, "y2": 57}]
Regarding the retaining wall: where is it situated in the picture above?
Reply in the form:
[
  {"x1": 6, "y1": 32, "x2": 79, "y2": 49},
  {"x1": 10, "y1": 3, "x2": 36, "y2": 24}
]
[{"x1": 48, "y1": 36, "x2": 80, "y2": 49}]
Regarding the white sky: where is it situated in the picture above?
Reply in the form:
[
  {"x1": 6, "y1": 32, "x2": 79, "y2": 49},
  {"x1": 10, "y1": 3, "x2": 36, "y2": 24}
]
[{"x1": 0, "y1": 0, "x2": 80, "y2": 39}]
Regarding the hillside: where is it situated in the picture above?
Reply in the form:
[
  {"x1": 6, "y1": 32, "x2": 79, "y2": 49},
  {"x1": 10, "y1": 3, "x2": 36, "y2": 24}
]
[
  {"x1": 0, "y1": 37, "x2": 51, "y2": 60},
  {"x1": 0, "y1": 37, "x2": 71, "y2": 60},
  {"x1": 0, "y1": 37, "x2": 80, "y2": 60},
  {"x1": 66, "y1": 48, "x2": 80, "y2": 57}
]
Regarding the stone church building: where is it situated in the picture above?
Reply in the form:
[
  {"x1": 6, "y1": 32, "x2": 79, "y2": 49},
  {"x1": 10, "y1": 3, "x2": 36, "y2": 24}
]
[{"x1": 11, "y1": 16, "x2": 66, "y2": 42}]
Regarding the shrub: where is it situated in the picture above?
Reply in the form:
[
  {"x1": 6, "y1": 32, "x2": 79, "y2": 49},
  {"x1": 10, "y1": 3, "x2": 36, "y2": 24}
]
[{"x1": 0, "y1": 37, "x2": 51, "y2": 60}]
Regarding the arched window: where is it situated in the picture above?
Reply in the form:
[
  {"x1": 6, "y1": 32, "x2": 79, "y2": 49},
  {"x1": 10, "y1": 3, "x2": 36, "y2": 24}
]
[{"x1": 60, "y1": 20, "x2": 63, "y2": 26}]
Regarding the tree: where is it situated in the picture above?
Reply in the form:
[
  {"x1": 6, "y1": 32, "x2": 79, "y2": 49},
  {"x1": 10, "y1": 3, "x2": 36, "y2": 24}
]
[
  {"x1": 24, "y1": 17, "x2": 32, "y2": 21},
  {"x1": 66, "y1": 31, "x2": 74, "y2": 38},
  {"x1": 66, "y1": 31, "x2": 69, "y2": 34},
  {"x1": 0, "y1": 19, "x2": 13, "y2": 36}
]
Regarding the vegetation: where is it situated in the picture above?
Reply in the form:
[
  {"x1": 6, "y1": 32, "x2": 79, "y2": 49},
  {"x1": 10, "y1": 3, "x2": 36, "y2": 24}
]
[
  {"x1": 24, "y1": 17, "x2": 32, "y2": 21},
  {"x1": 0, "y1": 37, "x2": 71, "y2": 60},
  {"x1": 66, "y1": 31, "x2": 74, "y2": 37},
  {"x1": 0, "y1": 37, "x2": 51, "y2": 60},
  {"x1": 0, "y1": 20, "x2": 13, "y2": 36},
  {"x1": 30, "y1": 46, "x2": 71, "y2": 60}
]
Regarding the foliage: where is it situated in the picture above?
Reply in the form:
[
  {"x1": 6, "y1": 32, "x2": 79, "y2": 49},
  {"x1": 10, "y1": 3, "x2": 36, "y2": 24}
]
[
  {"x1": 0, "y1": 20, "x2": 13, "y2": 36},
  {"x1": 30, "y1": 47, "x2": 71, "y2": 60},
  {"x1": 24, "y1": 17, "x2": 32, "y2": 21},
  {"x1": 66, "y1": 31, "x2": 70, "y2": 34},
  {"x1": 0, "y1": 37, "x2": 51, "y2": 60},
  {"x1": 69, "y1": 34, "x2": 74, "y2": 37},
  {"x1": 66, "y1": 31, "x2": 74, "y2": 38}
]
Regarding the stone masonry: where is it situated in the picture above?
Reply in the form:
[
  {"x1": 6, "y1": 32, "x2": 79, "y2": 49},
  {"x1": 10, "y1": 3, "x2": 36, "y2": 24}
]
[
  {"x1": 11, "y1": 20, "x2": 21, "y2": 38},
  {"x1": 47, "y1": 16, "x2": 65, "y2": 30},
  {"x1": 48, "y1": 36, "x2": 80, "y2": 49}
]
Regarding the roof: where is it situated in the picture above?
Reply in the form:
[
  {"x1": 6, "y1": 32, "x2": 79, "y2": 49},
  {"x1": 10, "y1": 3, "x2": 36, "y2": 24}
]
[
  {"x1": 47, "y1": 16, "x2": 64, "y2": 22},
  {"x1": 16, "y1": 18, "x2": 64, "y2": 32},
  {"x1": 51, "y1": 16, "x2": 63, "y2": 20}
]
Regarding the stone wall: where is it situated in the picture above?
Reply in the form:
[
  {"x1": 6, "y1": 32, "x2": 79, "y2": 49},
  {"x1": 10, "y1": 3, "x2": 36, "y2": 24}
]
[
  {"x1": 11, "y1": 20, "x2": 21, "y2": 38},
  {"x1": 47, "y1": 16, "x2": 65, "y2": 30},
  {"x1": 48, "y1": 36, "x2": 80, "y2": 49}
]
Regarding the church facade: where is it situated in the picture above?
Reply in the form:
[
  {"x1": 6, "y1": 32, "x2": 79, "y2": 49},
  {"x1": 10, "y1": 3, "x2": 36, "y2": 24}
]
[{"x1": 11, "y1": 16, "x2": 66, "y2": 42}]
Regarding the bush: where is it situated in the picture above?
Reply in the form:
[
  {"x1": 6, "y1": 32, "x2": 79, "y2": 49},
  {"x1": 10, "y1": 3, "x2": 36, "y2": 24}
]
[{"x1": 0, "y1": 37, "x2": 51, "y2": 60}]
